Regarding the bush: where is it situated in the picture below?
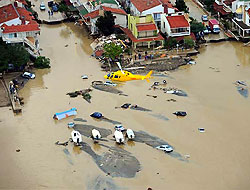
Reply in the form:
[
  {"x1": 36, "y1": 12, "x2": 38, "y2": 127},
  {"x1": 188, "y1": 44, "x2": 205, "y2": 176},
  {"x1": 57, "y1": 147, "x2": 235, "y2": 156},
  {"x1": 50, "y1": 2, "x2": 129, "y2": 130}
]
[
  {"x1": 165, "y1": 37, "x2": 177, "y2": 49},
  {"x1": 184, "y1": 37, "x2": 195, "y2": 48},
  {"x1": 34, "y1": 56, "x2": 50, "y2": 69}
]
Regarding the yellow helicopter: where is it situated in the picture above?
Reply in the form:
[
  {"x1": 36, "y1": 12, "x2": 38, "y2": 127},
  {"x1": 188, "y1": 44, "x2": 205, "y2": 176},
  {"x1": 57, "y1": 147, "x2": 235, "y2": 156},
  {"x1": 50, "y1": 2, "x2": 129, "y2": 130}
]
[{"x1": 104, "y1": 62, "x2": 153, "y2": 82}]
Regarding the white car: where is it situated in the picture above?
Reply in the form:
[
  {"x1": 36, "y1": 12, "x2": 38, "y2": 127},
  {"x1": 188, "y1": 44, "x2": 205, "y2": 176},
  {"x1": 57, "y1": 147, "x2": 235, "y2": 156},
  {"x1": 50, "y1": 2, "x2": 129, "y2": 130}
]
[
  {"x1": 201, "y1": 15, "x2": 208, "y2": 22},
  {"x1": 22, "y1": 72, "x2": 35, "y2": 79},
  {"x1": 40, "y1": 2, "x2": 46, "y2": 11},
  {"x1": 104, "y1": 81, "x2": 117, "y2": 86}
]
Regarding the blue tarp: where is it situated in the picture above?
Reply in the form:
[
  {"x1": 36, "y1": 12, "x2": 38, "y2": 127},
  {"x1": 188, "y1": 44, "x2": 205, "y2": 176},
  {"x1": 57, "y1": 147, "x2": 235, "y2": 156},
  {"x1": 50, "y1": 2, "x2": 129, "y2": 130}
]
[{"x1": 53, "y1": 108, "x2": 77, "y2": 120}]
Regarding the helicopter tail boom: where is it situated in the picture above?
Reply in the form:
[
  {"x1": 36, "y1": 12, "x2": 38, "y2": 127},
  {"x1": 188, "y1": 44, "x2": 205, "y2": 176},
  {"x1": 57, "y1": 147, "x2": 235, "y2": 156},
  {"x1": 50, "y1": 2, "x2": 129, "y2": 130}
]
[{"x1": 144, "y1": 70, "x2": 153, "y2": 79}]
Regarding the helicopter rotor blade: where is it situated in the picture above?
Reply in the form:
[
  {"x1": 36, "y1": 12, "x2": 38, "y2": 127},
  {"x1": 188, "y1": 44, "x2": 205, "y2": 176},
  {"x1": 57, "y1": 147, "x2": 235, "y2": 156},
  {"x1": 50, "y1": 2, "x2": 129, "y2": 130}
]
[{"x1": 116, "y1": 62, "x2": 125, "y2": 74}]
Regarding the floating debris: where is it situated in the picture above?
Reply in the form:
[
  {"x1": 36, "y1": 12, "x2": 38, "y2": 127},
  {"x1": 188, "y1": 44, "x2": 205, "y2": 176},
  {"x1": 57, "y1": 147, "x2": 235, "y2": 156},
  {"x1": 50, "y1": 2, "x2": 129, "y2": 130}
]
[
  {"x1": 66, "y1": 89, "x2": 92, "y2": 103},
  {"x1": 198, "y1": 128, "x2": 205, "y2": 133},
  {"x1": 81, "y1": 75, "x2": 88, "y2": 79},
  {"x1": 68, "y1": 122, "x2": 75, "y2": 128},
  {"x1": 173, "y1": 111, "x2": 187, "y2": 117}
]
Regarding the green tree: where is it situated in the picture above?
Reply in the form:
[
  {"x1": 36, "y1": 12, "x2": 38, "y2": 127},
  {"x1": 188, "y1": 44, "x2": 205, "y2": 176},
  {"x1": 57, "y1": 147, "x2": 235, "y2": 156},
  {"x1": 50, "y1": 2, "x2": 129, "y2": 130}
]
[
  {"x1": 0, "y1": 39, "x2": 29, "y2": 72},
  {"x1": 175, "y1": 0, "x2": 189, "y2": 13},
  {"x1": 103, "y1": 42, "x2": 123, "y2": 60},
  {"x1": 203, "y1": 0, "x2": 215, "y2": 12},
  {"x1": 165, "y1": 37, "x2": 177, "y2": 49},
  {"x1": 34, "y1": 56, "x2": 50, "y2": 69},
  {"x1": 96, "y1": 11, "x2": 115, "y2": 36},
  {"x1": 58, "y1": 1, "x2": 69, "y2": 13},
  {"x1": 183, "y1": 37, "x2": 195, "y2": 48},
  {"x1": 190, "y1": 20, "x2": 205, "y2": 34}
]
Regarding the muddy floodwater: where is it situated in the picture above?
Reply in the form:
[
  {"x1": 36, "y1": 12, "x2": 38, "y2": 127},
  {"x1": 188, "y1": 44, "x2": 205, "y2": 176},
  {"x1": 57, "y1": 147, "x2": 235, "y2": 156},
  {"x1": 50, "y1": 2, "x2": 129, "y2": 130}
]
[{"x1": 0, "y1": 23, "x2": 250, "y2": 190}]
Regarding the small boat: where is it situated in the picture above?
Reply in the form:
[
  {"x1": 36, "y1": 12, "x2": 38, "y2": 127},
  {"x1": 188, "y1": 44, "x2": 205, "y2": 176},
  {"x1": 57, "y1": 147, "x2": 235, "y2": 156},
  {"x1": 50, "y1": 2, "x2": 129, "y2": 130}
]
[
  {"x1": 173, "y1": 111, "x2": 187, "y2": 117},
  {"x1": 91, "y1": 129, "x2": 101, "y2": 140},
  {"x1": 114, "y1": 124, "x2": 125, "y2": 132},
  {"x1": 68, "y1": 122, "x2": 75, "y2": 128},
  {"x1": 53, "y1": 108, "x2": 77, "y2": 120},
  {"x1": 90, "y1": 112, "x2": 102, "y2": 119},
  {"x1": 114, "y1": 130, "x2": 124, "y2": 144},
  {"x1": 156, "y1": 145, "x2": 173, "y2": 153},
  {"x1": 126, "y1": 129, "x2": 135, "y2": 140},
  {"x1": 71, "y1": 130, "x2": 82, "y2": 146}
]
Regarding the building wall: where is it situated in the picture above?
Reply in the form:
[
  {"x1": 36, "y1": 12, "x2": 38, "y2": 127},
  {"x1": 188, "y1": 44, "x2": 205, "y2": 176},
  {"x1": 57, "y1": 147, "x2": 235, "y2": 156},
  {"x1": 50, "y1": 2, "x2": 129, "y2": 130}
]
[
  {"x1": 2, "y1": 30, "x2": 38, "y2": 39},
  {"x1": 128, "y1": 14, "x2": 155, "y2": 38},
  {"x1": 0, "y1": 17, "x2": 21, "y2": 27},
  {"x1": 245, "y1": 10, "x2": 250, "y2": 26},
  {"x1": 161, "y1": 14, "x2": 170, "y2": 34},
  {"x1": 113, "y1": 13, "x2": 127, "y2": 27}
]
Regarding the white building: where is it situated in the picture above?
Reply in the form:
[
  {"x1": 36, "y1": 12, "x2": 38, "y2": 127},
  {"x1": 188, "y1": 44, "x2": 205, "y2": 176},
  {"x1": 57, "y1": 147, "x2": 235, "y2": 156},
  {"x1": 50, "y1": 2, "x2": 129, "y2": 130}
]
[
  {"x1": 83, "y1": 6, "x2": 127, "y2": 35},
  {"x1": 0, "y1": 2, "x2": 40, "y2": 53},
  {"x1": 129, "y1": 0, "x2": 175, "y2": 27},
  {"x1": 161, "y1": 12, "x2": 190, "y2": 37}
]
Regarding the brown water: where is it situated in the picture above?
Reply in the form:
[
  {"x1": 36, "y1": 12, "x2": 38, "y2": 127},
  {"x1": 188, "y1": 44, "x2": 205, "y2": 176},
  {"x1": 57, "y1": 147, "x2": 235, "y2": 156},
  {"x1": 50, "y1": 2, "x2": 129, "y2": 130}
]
[{"x1": 0, "y1": 23, "x2": 250, "y2": 190}]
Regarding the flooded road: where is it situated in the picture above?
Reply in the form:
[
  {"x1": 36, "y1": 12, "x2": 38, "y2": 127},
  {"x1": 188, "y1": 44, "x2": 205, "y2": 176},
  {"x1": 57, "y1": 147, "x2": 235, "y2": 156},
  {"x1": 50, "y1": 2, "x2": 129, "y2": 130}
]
[{"x1": 0, "y1": 23, "x2": 250, "y2": 190}]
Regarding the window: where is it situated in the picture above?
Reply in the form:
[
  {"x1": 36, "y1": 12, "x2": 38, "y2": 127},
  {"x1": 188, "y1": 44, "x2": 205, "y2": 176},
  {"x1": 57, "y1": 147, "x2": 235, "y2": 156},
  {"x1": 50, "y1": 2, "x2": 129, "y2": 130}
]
[
  {"x1": 14, "y1": 33, "x2": 17, "y2": 37},
  {"x1": 114, "y1": 75, "x2": 118, "y2": 78}
]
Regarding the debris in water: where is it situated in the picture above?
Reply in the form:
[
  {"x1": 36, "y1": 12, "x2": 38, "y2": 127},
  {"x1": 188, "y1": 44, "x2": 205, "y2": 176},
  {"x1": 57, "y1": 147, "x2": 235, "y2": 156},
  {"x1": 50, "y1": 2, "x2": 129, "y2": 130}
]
[
  {"x1": 146, "y1": 94, "x2": 157, "y2": 98},
  {"x1": 55, "y1": 140, "x2": 69, "y2": 146},
  {"x1": 81, "y1": 75, "x2": 88, "y2": 79},
  {"x1": 167, "y1": 98, "x2": 177, "y2": 102},
  {"x1": 68, "y1": 122, "x2": 75, "y2": 128},
  {"x1": 198, "y1": 128, "x2": 205, "y2": 133},
  {"x1": 173, "y1": 111, "x2": 187, "y2": 117}
]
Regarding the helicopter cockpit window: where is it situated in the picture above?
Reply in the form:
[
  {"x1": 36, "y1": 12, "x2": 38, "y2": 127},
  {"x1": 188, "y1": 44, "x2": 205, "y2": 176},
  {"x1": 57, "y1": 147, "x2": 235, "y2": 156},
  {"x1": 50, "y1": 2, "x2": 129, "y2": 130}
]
[
  {"x1": 114, "y1": 75, "x2": 118, "y2": 78},
  {"x1": 111, "y1": 75, "x2": 113, "y2": 78},
  {"x1": 107, "y1": 73, "x2": 111, "y2": 77}
]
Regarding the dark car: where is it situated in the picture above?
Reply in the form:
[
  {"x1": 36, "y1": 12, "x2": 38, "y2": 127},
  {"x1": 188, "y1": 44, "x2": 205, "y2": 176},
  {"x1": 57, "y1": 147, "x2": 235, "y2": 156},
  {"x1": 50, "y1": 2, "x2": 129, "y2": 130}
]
[{"x1": 48, "y1": 1, "x2": 53, "y2": 7}]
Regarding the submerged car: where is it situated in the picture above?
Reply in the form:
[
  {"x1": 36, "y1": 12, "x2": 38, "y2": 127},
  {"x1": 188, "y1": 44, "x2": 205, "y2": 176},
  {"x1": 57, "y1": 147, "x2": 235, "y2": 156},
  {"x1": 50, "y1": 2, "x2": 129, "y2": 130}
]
[
  {"x1": 104, "y1": 81, "x2": 117, "y2": 86},
  {"x1": 21, "y1": 72, "x2": 35, "y2": 79},
  {"x1": 40, "y1": 2, "x2": 46, "y2": 11}
]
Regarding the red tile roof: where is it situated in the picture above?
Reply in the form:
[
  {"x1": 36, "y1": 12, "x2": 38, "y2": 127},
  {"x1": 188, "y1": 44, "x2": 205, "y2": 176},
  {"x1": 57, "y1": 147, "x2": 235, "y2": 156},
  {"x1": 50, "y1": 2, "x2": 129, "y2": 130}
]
[
  {"x1": 83, "y1": 10, "x2": 99, "y2": 19},
  {"x1": 83, "y1": 6, "x2": 127, "y2": 19},
  {"x1": 119, "y1": 26, "x2": 164, "y2": 43},
  {"x1": 159, "y1": 0, "x2": 173, "y2": 8},
  {"x1": 102, "y1": 6, "x2": 127, "y2": 15},
  {"x1": 136, "y1": 23, "x2": 157, "y2": 31},
  {"x1": 2, "y1": 23, "x2": 40, "y2": 33},
  {"x1": 130, "y1": 0, "x2": 161, "y2": 12},
  {"x1": 16, "y1": 7, "x2": 34, "y2": 21},
  {"x1": 166, "y1": 15, "x2": 189, "y2": 28},
  {"x1": 213, "y1": 2, "x2": 230, "y2": 15},
  {"x1": 0, "y1": 4, "x2": 19, "y2": 24},
  {"x1": 248, "y1": 8, "x2": 250, "y2": 16}
]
